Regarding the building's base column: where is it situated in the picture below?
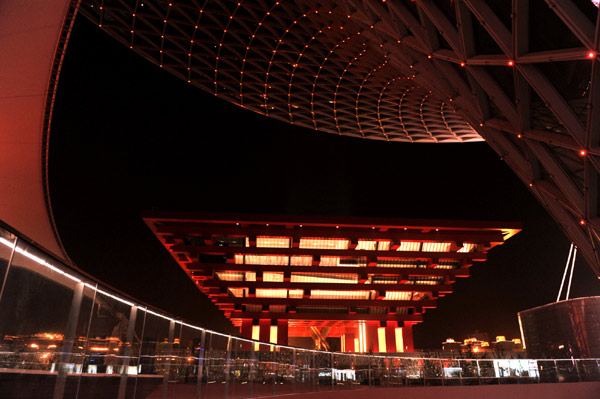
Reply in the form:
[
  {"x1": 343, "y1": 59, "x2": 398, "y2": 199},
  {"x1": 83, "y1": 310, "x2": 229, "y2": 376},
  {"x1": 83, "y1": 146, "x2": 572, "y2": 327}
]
[
  {"x1": 240, "y1": 319, "x2": 253, "y2": 350},
  {"x1": 259, "y1": 319, "x2": 271, "y2": 343},
  {"x1": 402, "y1": 322, "x2": 415, "y2": 352},
  {"x1": 365, "y1": 321, "x2": 379, "y2": 352},
  {"x1": 277, "y1": 319, "x2": 288, "y2": 346},
  {"x1": 385, "y1": 321, "x2": 398, "y2": 353},
  {"x1": 342, "y1": 331, "x2": 355, "y2": 352}
]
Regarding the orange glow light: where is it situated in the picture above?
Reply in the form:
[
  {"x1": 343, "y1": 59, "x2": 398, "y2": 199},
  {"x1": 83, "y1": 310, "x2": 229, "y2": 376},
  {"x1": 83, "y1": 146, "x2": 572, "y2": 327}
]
[
  {"x1": 580, "y1": 149, "x2": 587, "y2": 156},
  {"x1": 507, "y1": 60, "x2": 514, "y2": 66},
  {"x1": 588, "y1": 51, "x2": 596, "y2": 59},
  {"x1": 90, "y1": 347, "x2": 109, "y2": 352}
]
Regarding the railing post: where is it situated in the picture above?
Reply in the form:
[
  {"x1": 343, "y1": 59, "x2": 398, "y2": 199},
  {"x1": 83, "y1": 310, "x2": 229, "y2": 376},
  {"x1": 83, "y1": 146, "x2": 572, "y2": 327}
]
[
  {"x1": 195, "y1": 330, "x2": 206, "y2": 399},
  {"x1": 476, "y1": 359, "x2": 481, "y2": 385},
  {"x1": 388, "y1": 357, "x2": 392, "y2": 387},
  {"x1": 53, "y1": 281, "x2": 84, "y2": 399},
  {"x1": 132, "y1": 308, "x2": 147, "y2": 399},
  {"x1": 250, "y1": 341, "x2": 256, "y2": 397},
  {"x1": 292, "y1": 348, "x2": 297, "y2": 393},
  {"x1": 161, "y1": 319, "x2": 175, "y2": 399},
  {"x1": 272, "y1": 346, "x2": 276, "y2": 396},
  {"x1": 225, "y1": 336, "x2": 232, "y2": 399},
  {"x1": 75, "y1": 283, "x2": 98, "y2": 399},
  {"x1": 368, "y1": 354, "x2": 372, "y2": 387},
  {"x1": 440, "y1": 360, "x2": 445, "y2": 386},
  {"x1": 574, "y1": 359, "x2": 581, "y2": 382},
  {"x1": 118, "y1": 305, "x2": 137, "y2": 399},
  {"x1": 0, "y1": 236, "x2": 17, "y2": 304},
  {"x1": 330, "y1": 352, "x2": 334, "y2": 389},
  {"x1": 312, "y1": 351, "x2": 316, "y2": 392}
]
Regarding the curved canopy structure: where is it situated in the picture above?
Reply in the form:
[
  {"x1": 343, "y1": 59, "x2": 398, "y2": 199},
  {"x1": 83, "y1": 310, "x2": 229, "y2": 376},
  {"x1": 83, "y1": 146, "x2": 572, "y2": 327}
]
[
  {"x1": 81, "y1": 0, "x2": 600, "y2": 277},
  {"x1": 0, "y1": 0, "x2": 77, "y2": 260},
  {"x1": 3, "y1": 1, "x2": 600, "y2": 280}
]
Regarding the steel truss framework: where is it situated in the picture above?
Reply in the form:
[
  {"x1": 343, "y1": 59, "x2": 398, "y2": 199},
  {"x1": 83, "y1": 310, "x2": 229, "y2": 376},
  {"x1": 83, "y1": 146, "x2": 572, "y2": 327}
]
[{"x1": 82, "y1": 0, "x2": 600, "y2": 276}]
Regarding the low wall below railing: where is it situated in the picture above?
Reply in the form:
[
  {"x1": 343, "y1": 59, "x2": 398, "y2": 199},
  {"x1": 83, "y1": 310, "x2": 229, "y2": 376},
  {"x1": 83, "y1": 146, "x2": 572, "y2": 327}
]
[{"x1": 268, "y1": 382, "x2": 600, "y2": 399}]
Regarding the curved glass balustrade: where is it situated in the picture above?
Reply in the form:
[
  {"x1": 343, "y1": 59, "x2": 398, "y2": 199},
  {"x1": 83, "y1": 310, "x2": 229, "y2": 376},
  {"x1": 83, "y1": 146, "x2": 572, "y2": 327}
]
[{"x1": 0, "y1": 223, "x2": 599, "y2": 399}]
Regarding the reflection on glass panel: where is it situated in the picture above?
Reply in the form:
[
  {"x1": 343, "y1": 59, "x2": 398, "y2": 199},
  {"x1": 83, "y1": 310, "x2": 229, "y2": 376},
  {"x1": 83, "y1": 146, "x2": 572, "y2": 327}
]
[
  {"x1": 138, "y1": 311, "x2": 172, "y2": 397},
  {"x1": 293, "y1": 349, "x2": 315, "y2": 393},
  {"x1": 202, "y1": 332, "x2": 230, "y2": 399},
  {"x1": 274, "y1": 347, "x2": 296, "y2": 395},
  {"x1": 253, "y1": 346, "x2": 277, "y2": 397},
  {"x1": 227, "y1": 337, "x2": 253, "y2": 399},
  {"x1": 0, "y1": 241, "x2": 77, "y2": 397}
]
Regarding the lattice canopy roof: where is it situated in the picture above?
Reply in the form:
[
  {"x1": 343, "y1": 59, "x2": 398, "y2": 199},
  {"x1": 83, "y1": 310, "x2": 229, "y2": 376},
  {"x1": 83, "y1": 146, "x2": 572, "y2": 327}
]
[{"x1": 81, "y1": 0, "x2": 480, "y2": 142}]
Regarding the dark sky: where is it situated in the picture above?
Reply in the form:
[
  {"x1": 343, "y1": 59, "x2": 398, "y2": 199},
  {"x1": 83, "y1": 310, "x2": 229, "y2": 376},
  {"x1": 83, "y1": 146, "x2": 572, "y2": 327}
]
[{"x1": 49, "y1": 17, "x2": 600, "y2": 349}]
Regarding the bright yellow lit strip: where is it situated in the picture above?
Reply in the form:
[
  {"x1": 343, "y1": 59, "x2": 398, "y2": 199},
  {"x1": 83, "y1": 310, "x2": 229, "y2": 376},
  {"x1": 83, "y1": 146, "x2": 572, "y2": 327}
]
[
  {"x1": 252, "y1": 325, "x2": 260, "y2": 351},
  {"x1": 341, "y1": 334, "x2": 346, "y2": 352},
  {"x1": 395, "y1": 327, "x2": 404, "y2": 353},
  {"x1": 354, "y1": 338, "x2": 359, "y2": 353},
  {"x1": 377, "y1": 327, "x2": 386, "y2": 353},
  {"x1": 270, "y1": 326, "x2": 278, "y2": 344}
]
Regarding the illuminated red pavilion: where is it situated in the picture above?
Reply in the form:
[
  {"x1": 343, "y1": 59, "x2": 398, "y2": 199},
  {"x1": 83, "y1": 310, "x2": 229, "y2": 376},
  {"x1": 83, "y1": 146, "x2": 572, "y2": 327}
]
[{"x1": 144, "y1": 212, "x2": 519, "y2": 352}]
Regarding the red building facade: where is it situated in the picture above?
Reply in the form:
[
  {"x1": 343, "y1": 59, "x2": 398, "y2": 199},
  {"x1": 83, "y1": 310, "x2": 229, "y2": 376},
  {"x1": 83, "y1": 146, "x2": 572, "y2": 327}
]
[{"x1": 144, "y1": 213, "x2": 519, "y2": 352}]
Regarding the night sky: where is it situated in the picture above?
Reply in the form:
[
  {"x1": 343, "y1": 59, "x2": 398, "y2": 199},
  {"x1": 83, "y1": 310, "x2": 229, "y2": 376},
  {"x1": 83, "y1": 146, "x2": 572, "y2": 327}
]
[{"x1": 49, "y1": 17, "x2": 600, "y2": 349}]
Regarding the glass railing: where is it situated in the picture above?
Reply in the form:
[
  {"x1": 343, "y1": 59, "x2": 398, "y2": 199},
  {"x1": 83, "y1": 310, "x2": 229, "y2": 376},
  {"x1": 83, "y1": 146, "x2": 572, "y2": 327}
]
[{"x1": 0, "y1": 222, "x2": 599, "y2": 399}]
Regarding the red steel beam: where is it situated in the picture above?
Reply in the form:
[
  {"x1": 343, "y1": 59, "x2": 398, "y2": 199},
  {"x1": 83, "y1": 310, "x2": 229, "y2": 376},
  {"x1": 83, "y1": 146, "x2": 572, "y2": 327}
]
[
  {"x1": 153, "y1": 223, "x2": 508, "y2": 243},
  {"x1": 228, "y1": 312, "x2": 424, "y2": 322},
  {"x1": 172, "y1": 244, "x2": 487, "y2": 260},
  {"x1": 213, "y1": 297, "x2": 437, "y2": 308},
  {"x1": 200, "y1": 280, "x2": 453, "y2": 293},
  {"x1": 187, "y1": 263, "x2": 471, "y2": 277}
]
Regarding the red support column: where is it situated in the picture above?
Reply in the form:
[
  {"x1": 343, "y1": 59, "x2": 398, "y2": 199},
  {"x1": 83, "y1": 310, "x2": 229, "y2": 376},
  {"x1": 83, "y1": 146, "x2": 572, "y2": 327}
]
[
  {"x1": 259, "y1": 319, "x2": 271, "y2": 343},
  {"x1": 241, "y1": 319, "x2": 253, "y2": 350},
  {"x1": 402, "y1": 322, "x2": 415, "y2": 352},
  {"x1": 277, "y1": 319, "x2": 288, "y2": 346},
  {"x1": 256, "y1": 319, "x2": 271, "y2": 351},
  {"x1": 365, "y1": 321, "x2": 379, "y2": 353},
  {"x1": 343, "y1": 332, "x2": 355, "y2": 352},
  {"x1": 385, "y1": 321, "x2": 398, "y2": 353}
]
